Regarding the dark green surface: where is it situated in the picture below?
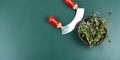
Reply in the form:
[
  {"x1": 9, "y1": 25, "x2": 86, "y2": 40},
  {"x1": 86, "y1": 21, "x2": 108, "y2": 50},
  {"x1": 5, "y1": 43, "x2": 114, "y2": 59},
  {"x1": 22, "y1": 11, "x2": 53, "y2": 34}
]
[{"x1": 0, "y1": 0, "x2": 120, "y2": 60}]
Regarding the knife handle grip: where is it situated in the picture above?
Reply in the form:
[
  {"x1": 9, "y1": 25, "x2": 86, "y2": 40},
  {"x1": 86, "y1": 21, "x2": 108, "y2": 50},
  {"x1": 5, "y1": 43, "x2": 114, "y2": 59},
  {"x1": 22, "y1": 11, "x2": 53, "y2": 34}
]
[
  {"x1": 48, "y1": 16, "x2": 62, "y2": 28},
  {"x1": 64, "y1": 0, "x2": 78, "y2": 9}
]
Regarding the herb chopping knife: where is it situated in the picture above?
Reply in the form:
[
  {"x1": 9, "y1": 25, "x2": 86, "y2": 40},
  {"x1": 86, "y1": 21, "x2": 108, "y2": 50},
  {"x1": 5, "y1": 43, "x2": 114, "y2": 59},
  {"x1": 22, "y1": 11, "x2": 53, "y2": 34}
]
[{"x1": 48, "y1": 0, "x2": 84, "y2": 35}]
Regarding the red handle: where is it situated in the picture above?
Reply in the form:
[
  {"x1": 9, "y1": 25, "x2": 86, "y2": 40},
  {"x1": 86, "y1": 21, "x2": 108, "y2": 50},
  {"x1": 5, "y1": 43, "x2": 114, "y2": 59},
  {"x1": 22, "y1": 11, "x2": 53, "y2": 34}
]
[
  {"x1": 48, "y1": 16, "x2": 62, "y2": 28},
  {"x1": 64, "y1": 0, "x2": 78, "y2": 9}
]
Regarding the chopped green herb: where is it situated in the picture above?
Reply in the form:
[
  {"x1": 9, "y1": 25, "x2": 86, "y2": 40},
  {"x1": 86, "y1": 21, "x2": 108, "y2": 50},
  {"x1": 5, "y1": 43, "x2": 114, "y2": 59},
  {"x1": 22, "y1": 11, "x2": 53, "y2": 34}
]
[{"x1": 78, "y1": 12, "x2": 111, "y2": 47}]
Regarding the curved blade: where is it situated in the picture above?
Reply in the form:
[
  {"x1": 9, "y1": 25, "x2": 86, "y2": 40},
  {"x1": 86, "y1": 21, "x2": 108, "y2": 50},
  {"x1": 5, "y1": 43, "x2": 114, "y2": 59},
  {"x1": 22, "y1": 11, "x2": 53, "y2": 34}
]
[{"x1": 61, "y1": 8, "x2": 84, "y2": 35}]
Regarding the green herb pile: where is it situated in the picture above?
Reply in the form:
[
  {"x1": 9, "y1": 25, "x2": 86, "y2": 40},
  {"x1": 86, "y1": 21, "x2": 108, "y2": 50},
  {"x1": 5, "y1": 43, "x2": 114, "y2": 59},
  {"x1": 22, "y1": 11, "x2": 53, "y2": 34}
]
[{"x1": 78, "y1": 12, "x2": 110, "y2": 47}]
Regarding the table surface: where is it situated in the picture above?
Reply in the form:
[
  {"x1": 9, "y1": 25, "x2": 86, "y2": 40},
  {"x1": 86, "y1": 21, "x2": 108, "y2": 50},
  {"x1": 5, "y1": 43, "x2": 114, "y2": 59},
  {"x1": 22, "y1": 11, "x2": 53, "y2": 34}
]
[{"x1": 0, "y1": 0, "x2": 120, "y2": 60}]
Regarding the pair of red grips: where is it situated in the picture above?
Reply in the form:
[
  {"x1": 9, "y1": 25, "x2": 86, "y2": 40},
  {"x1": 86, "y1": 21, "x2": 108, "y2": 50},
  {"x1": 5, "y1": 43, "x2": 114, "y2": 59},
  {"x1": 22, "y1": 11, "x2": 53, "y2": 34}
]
[{"x1": 48, "y1": 0, "x2": 78, "y2": 28}]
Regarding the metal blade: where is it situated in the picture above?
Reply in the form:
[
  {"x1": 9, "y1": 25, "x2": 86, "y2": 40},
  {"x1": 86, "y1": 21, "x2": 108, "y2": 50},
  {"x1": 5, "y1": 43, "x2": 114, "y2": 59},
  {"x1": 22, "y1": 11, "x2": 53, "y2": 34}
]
[{"x1": 61, "y1": 8, "x2": 84, "y2": 35}]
